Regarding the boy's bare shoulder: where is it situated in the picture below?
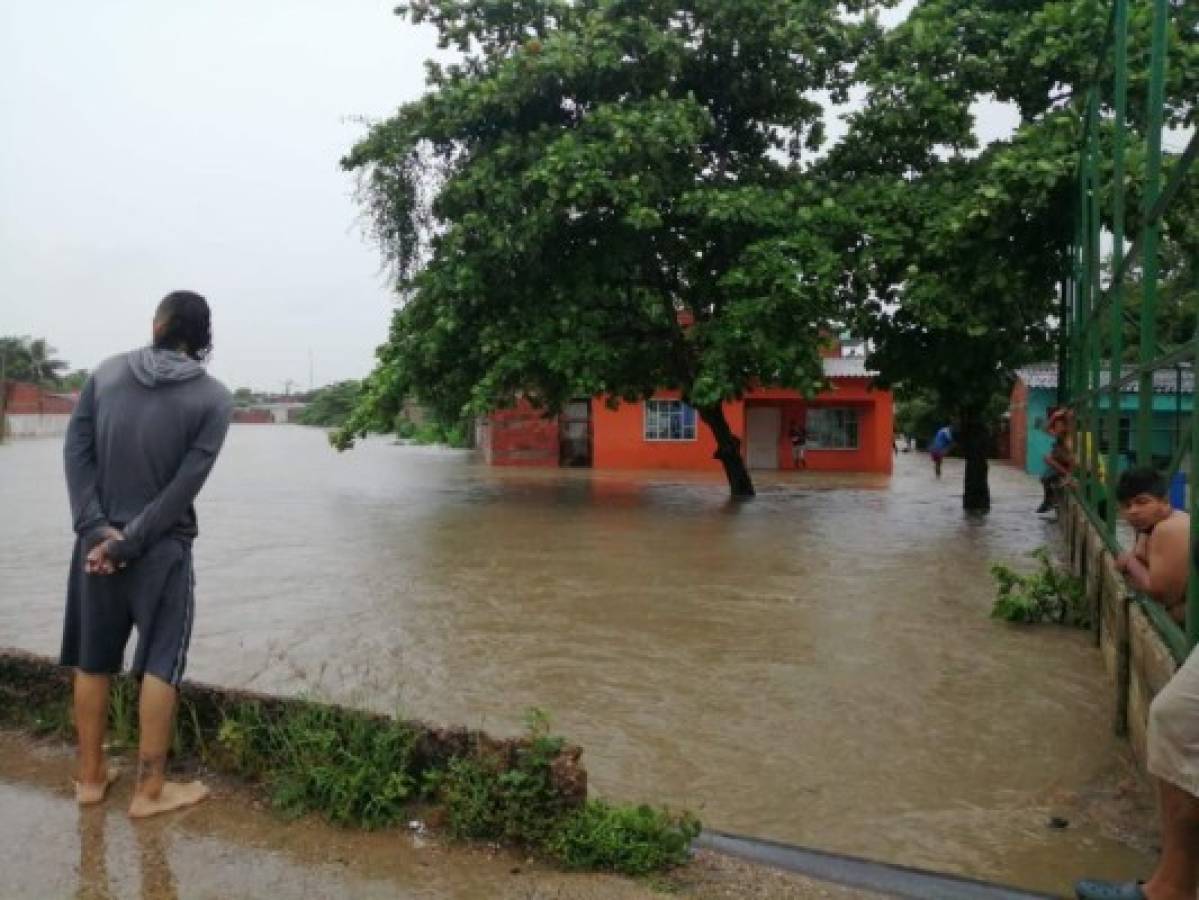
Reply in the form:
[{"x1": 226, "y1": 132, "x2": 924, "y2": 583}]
[{"x1": 1157, "y1": 511, "x2": 1191, "y2": 542}]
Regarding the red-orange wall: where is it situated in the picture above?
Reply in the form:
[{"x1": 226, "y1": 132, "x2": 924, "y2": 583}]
[
  {"x1": 744, "y1": 382, "x2": 892, "y2": 474},
  {"x1": 480, "y1": 402, "x2": 559, "y2": 466},
  {"x1": 592, "y1": 391, "x2": 743, "y2": 470},
  {"x1": 1009, "y1": 379, "x2": 1029, "y2": 472},
  {"x1": 591, "y1": 381, "x2": 893, "y2": 474},
  {"x1": 1, "y1": 381, "x2": 76, "y2": 415}
]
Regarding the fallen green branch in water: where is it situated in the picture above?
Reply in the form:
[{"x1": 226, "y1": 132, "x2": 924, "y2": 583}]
[
  {"x1": 990, "y1": 547, "x2": 1089, "y2": 628},
  {"x1": 0, "y1": 649, "x2": 696, "y2": 877}
]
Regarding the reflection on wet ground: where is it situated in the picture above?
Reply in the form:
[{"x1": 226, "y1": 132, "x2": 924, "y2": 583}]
[
  {"x1": 0, "y1": 429, "x2": 1158, "y2": 894},
  {"x1": 0, "y1": 733, "x2": 877, "y2": 899}
]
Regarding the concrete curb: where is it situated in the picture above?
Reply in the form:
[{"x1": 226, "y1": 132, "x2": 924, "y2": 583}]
[{"x1": 696, "y1": 830, "x2": 1062, "y2": 900}]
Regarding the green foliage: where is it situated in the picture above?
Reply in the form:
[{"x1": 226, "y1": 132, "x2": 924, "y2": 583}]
[
  {"x1": 893, "y1": 386, "x2": 944, "y2": 447},
  {"x1": 216, "y1": 702, "x2": 418, "y2": 830},
  {"x1": 107, "y1": 677, "x2": 138, "y2": 750},
  {"x1": 1112, "y1": 239, "x2": 1199, "y2": 358},
  {"x1": 394, "y1": 414, "x2": 419, "y2": 439},
  {"x1": 442, "y1": 708, "x2": 569, "y2": 845},
  {"x1": 297, "y1": 381, "x2": 362, "y2": 428},
  {"x1": 335, "y1": 0, "x2": 892, "y2": 494},
  {"x1": 547, "y1": 801, "x2": 701, "y2": 876},
  {"x1": 25, "y1": 698, "x2": 72, "y2": 738},
  {"x1": 269, "y1": 708, "x2": 418, "y2": 828},
  {"x1": 991, "y1": 547, "x2": 1089, "y2": 627},
  {"x1": 824, "y1": 0, "x2": 1197, "y2": 508},
  {"x1": 58, "y1": 370, "x2": 89, "y2": 392},
  {"x1": 0, "y1": 335, "x2": 72, "y2": 387},
  {"x1": 394, "y1": 414, "x2": 471, "y2": 448}
]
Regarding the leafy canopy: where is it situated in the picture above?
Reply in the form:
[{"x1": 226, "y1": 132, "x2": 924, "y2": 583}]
[{"x1": 335, "y1": 0, "x2": 895, "y2": 450}]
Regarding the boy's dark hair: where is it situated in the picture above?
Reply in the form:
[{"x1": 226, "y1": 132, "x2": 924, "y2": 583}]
[
  {"x1": 1116, "y1": 466, "x2": 1168, "y2": 503},
  {"x1": 154, "y1": 290, "x2": 213, "y2": 361}
]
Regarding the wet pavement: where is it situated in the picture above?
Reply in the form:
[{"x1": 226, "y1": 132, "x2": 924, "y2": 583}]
[
  {"x1": 0, "y1": 428, "x2": 1159, "y2": 894},
  {"x1": 0, "y1": 731, "x2": 879, "y2": 899}
]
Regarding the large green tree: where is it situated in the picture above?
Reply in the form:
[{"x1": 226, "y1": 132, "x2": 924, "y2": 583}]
[
  {"x1": 823, "y1": 0, "x2": 1197, "y2": 510},
  {"x1": 335, "y1": 0, "x2": 890, "y2": 496}
]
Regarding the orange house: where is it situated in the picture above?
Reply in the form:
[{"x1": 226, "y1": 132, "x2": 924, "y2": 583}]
[{"x1": 478, "y1": 356, "x2": 894, "y2": 475}]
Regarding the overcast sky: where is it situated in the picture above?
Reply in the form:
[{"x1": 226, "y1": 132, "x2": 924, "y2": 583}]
[
  {"x1": 1, "y1": 1, "x2": 444, "y2": 392},
  {"x1": 1, "y1": 1, "x2": 1018, "y2": 392}
]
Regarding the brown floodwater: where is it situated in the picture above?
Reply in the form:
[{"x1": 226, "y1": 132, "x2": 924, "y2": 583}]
[{"x1": 0, "y1": 427, "x2": 1158, "y2": 894}]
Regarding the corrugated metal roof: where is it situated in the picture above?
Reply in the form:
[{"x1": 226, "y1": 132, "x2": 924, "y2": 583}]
[
  {"x1": 1017, "y1": 362, "x2": 1194, "y2": 394},
  {"x1": 823, "y1": 356, "x2": 876, "y2": 379}
]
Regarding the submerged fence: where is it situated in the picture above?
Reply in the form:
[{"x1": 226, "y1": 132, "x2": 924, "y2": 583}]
[{"x1": 1062, "y1": 0, "x2": 1197, "y2": 658}]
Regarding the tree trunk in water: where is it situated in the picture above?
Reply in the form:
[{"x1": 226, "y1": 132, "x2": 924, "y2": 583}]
[
  {"x1": 960, "y1": 412, "x2": 991, "y2": 512},
  {"x1": 697, "y1": 405, "x2": 755, "y2": 498}
]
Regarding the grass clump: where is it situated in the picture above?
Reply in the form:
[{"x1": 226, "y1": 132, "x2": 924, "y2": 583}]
[
  {"x1": 217, "y1": 702, "x2": 418, "y2": 829},
  {"x1": 438, "y1": 709, "x2": 698, "y2": 876},
  {"x1": 991, "y1": 547, "x2": 1089, "y2": 627},
  {"x1": 442, "y1": 708, "x2": 572, "y2": 845},
  {"x1": 547, "y1": 801, "x2": 700, "y2": 876}
]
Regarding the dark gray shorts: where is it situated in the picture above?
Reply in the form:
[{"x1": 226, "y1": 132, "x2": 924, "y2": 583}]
[{"x1": 60, "y1": 536, "x2": 195, "y2": 686}]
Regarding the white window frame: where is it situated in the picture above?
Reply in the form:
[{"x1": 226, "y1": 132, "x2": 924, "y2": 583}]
[
  {"x1": 644, "y1": 399, "x2": 698, "y2": 442},
  {"x1": 805, "y1": 407, "x2": 860, "y2": 450}
]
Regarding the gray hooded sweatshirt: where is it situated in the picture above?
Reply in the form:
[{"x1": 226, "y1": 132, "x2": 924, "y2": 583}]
[{"x1": 64, "y1": 348, "x2": 234, "y2": 563}]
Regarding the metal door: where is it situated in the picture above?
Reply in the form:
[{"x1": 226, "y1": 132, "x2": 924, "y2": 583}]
[
  {"x1": 746, "y1": 406, "x2": 781, "y2": 470},
  {"x1": 559, "y1": 400, "x2": 592, "y2": 467}
]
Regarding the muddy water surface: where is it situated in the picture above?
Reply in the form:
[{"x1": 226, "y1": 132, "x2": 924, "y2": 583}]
[{"x1": 0, "y1": 427, "x2": 1157, "y2": 894}]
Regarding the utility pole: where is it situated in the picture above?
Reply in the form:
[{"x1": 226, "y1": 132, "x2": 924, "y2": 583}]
[{"x1": 308, "y1": 348, "x2": 314, "y2": 393}]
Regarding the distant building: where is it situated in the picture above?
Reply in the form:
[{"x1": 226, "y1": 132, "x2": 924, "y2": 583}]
[
  {"x1": 0, "y1": 381, "x2": 77, "y2": 438},
  {"x1": 1010, "y1": 363, "x2": 1194, "y2": 476},
  {"x1": 478, "y1": 346, "x2": 894, "y2": 474},
  {"x1": 231, "y1": 408, "x2": 274, "y2": 424}
]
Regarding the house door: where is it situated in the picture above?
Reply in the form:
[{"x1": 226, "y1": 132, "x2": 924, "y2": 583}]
[
  {"x1": 746, "y1": 406, "x2": 781, "y2": 470},
  {"x1": 559, "y1": 399, "x2": 592, "y2": 467}
]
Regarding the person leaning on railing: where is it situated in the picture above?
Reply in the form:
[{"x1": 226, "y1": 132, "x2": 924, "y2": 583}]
[
  {"x1": 1076, "y1": 469, "x2": 1194, "y2": 900},
  {"x1": 1037, "y1": 407, "x2": 1076, "y2": 515}
]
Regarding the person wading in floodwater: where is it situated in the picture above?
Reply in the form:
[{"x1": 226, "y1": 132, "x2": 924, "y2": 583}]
[
  {"x1": 60, "y1": 291, "x2": 233, "y2": 817},
  {"x1": 929, "y1": 423, "x2": 954, "y2": 478},
  {"x1": 789, "y1": 420, "x2": 807, "y2": 469},
  {"x1": 1076, "y1": 469, "x2": 1193, "y2": 900}
]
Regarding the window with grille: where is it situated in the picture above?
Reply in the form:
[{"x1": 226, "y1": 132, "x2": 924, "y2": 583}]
[
  {"x1": 644, "y1": 400, "x2": 697, "y2": 441},
  {"x1": 806, "y1": 408, "x2": 859, "y2": 449}
]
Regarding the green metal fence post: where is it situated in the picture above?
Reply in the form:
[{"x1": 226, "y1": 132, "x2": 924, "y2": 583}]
[
  {"x1": 1190, "y1": 322, "x2": 1199, "y2": 650},
  {"x1": 1087, "y1": 101, "x2": 1103, "y2": 509},
  {"x1": 1137, "y1": 0, "x2": 1169, "y2": 466},
  {"x1": 1081, "y1": 90, "x2": 1099, "y2": 505},
  {"x1": 1105, "y1": 0, "x2": 1129, "y2": 536}
]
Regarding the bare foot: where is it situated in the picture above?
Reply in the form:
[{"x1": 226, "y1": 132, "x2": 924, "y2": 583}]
[
  {"x1": 128, "y1": 780, "x2": 210, "y2": 819},
  {"x1": 75, "y1": 768, "x2": 120, "y2": 805}
]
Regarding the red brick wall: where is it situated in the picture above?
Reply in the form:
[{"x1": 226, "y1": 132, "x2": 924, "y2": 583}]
[
  {"x1": 481, "y1": 401, "x2": 559, "y2": 466},
  {"x1": 232, "y1": 408, "x2": 273, "y2": 424},
  {"x1": 1, "y1": 381, "x2": 76, "y2": 414},
  {"x1": 1009, "y1": 379, "x2": 1028, "y2": 471}
]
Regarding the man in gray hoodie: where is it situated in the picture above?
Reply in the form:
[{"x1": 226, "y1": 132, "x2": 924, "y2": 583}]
[{"x1": 61, "y1": 290, "x2": 233, "y2": 818}]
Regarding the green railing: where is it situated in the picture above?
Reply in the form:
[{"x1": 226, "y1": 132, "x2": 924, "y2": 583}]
[{"x1": 1062, "y1": 0, "x2": 1197, "y2": 660}]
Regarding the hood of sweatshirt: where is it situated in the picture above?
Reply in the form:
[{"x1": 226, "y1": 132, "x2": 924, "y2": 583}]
[{"x1": 126, "y1": 347, "x2": 206, "y2": 387}]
